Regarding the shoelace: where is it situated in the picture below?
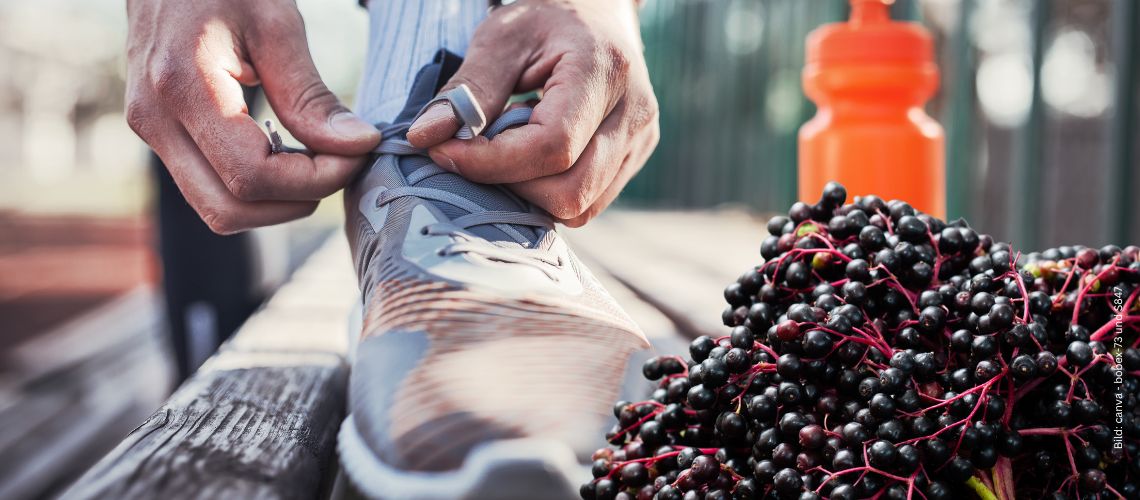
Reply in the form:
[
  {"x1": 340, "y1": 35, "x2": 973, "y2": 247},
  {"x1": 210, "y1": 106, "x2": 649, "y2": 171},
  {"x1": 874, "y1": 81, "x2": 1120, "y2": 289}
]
[{"x1": 369, "y1": 88, "x2": 564, "y2": 280}]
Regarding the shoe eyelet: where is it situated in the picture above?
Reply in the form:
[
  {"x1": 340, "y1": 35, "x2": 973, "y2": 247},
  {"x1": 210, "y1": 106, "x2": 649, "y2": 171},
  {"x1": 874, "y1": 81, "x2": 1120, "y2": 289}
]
[
  {"x1": 436, "y1": 249, "x2": 447, "y2": 257},
  {"x1": 420, "y1": 226, "x2": 429, "y2": 235}
]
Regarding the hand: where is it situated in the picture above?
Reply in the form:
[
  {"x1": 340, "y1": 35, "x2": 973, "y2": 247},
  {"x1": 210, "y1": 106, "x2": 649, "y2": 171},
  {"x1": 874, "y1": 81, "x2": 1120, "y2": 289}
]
[
  {"x1": 406, "y1": 0, "x2": 659, "y2": 227},
  {"x1": 125, "y1": 0, "x2": 381, "y2": 234}
]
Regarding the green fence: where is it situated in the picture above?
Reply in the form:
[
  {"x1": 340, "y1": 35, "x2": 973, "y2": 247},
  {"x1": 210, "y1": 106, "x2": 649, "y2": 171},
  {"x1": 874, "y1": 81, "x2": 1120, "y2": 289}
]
[{"x1": 627, "y1": 0, "x2": 1139, "y2": 250}]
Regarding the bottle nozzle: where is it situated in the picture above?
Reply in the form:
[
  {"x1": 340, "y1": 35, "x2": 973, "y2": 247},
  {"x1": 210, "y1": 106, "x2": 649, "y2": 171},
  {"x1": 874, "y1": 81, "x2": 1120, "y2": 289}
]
[{"x1": 849, "y1": 0, "x2": 893, "y2": 25}]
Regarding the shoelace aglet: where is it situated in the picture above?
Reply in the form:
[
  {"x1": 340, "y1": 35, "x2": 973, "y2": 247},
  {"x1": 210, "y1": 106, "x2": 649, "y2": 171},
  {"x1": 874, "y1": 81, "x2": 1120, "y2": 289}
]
[{"x1": 265, "y1": 120, "x2": 311, "y2": 155}]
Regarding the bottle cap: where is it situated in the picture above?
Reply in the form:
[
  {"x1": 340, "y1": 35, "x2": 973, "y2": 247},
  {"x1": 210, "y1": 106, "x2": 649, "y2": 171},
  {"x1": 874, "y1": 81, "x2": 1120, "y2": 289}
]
[{"x1": 806, "y1": 0, "x2": 935, "y2": 67}]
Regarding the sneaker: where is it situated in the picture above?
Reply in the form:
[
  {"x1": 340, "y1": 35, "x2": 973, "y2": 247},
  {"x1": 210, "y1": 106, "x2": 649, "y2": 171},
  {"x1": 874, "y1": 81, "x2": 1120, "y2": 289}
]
[{"x1": 338, "y1": 50, "x2": 649, "y2": 500}]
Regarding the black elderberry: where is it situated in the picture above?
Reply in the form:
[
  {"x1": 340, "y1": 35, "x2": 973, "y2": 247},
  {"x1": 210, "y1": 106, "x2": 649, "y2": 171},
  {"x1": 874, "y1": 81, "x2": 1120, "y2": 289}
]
[
  {"x1": 779, "y1": 411, "x2": 808, "y2": 435},
  {"x1": 701, "y1": 358, "x2": 729, "y2": 388},
  {"x1": 591, "y1": 183, "x2": 1139, "y2": 500},
  {"x1": 768, "y1": 216, "x2": 791, "y2": 236},
  {"x1": 942, "y1": 457, "x2": 975, "y2": 483},
  {"x1": 1036, "y1": 351, "x2": 1059, "y2": 375},
  {"x1": 971, "y1": 446, "x2": 998, "y2": 469},
  {"x1": 715, "y1": 412, "x2": 746, "y2": 439},
  {"x1": 724, "y1": 347, "x2": 751, "y2": 373},
  {"x1": 746, "y1": 394, "x2": 776, "y2": 421},
  {"x1": 801, "y1": 329, "x2": 833, "y2": 357},
  {"x1": 829, "y1": 484, "x2": 858, "y2": 500},
  {"x1": 970, "y1": 335, "x2": 998, "y2": 358},
  {"x1": 776, "y1": 353, "x2": 802, "y2": 378},
  {"x1": 921, "y1": 438, "x2": 951, "y2": 466},
  {"x1": 593, "y1": 479, "x2": 618, "y2": 499},
  {"x1": 974, "y1": 359, "x2": 1000, "y2": 382},
  {"x1": 876, "y1": 419, "x2": 904, "y2": 442},
  {"x1": 857, "y1": 376, "x2": 882, "y2": 400},
  {"x1": 878, "y1": 368, "x2": 907, "y2": 394},
  {"x1": 896, "y1": 215, "x2": 927, "y2": 243},
  {"x1": 687, "y1": 385, "x2": 716, "y2": 410},
  {"x1": 772, "y1": 468, "x2": 803, "y2": 495},
  {"x1": 1066, "y1": 340, "x2": 1093, "y2": 367},
  {"x1": 798, "y1": 424, "x2": 825, "y2": 450},
  {"x1": 619, "y1": 462, "x2": 648, "y2": 487},
  {"x1": 842, "y1": 422, "x2": 869, "y2": 446},
  {"x1": 869, "y1": 393, "x2": 896, "y2": 419},
  {"x1": 820, "y1": 181, "x2": 847, "y2": 208},
  {"x1": 689, "y1": 455, "x2": 719, "y2": 482},
  {"x1": 689, "y1": 336, "x2": 715, "y2": 362}
]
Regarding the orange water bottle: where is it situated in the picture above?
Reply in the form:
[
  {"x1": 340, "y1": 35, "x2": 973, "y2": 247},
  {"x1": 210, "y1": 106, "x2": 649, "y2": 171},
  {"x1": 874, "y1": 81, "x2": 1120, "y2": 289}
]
[{"x1": 798, "y1": 0, "x2": 945, "y2": 218}]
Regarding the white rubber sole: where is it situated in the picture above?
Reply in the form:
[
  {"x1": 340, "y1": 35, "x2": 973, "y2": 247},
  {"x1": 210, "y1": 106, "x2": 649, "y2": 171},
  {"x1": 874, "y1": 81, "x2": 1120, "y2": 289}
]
[{"x1": 337, "y1": 413, "x2": 585, "y2": 500}]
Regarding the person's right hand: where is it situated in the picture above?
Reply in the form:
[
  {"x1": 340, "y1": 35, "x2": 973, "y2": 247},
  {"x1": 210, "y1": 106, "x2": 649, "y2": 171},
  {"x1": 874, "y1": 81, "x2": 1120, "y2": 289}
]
[{"x1": 125, "y1": 0, "x2": 381, "y2": 234}]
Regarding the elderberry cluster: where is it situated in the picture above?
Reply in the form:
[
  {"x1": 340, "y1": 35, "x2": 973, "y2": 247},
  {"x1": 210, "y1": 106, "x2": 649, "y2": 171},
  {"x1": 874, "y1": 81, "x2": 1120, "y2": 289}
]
[{"x1": 582, "y1": 183, "x2": 1139, "y2": 500}]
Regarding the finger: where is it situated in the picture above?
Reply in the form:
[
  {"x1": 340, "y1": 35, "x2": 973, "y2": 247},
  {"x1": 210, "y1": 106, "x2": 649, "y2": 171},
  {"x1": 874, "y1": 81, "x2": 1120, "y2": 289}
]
[
  {"x1": 428, "y1": 49, "x2": 627, "y2": 183},
  {"x1": 144, "y1": 114, "x2": 318, "y2": 234},
  {"x1": 560, "y1": 121, "x2": 658, "y2": 228},
  {"x1": 506, "y1": 104, "x2": 629, "y2": 220},
  {"x1": 247, "y1": 11, "x2": 380, "y2": 154},
  {"x1": 406, "y1": 21, "x2": 531, "y2": 148},
  {"x1": 155, "y1": 47, "x2": 363, "y2": 202}
]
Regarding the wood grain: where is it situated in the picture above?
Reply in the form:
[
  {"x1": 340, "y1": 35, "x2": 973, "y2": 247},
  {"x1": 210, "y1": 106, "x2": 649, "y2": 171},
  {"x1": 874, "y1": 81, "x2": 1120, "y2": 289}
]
[
  {"x1": 60, "y1": 210, "x2": 761, "y2": 499},
  {"x1": 0, "y1": 288, "x2": 169, "y2": 500},
  {"x1": 60, "y1": 238, "x2": 357, "y2": 500}
]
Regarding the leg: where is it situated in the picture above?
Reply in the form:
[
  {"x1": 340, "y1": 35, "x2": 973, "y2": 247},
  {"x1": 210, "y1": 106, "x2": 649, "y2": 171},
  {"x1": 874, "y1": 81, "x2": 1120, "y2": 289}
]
[
  {"x1": 355, "y1": 0, "x2": 487, "y2": 125},
  {"x1": 153, "y1": 86, "x2": 264, "y2": 384}
]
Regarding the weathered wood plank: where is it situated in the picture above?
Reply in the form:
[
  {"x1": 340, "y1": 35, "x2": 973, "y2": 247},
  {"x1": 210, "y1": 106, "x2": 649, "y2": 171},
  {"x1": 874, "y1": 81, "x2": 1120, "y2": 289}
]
[
  {"x1": 60, "y1": 237, "x2": 357, "y2": 500},
  {"x1": 59, "y1": 212, "x2": 762, "y2": 499},
  {"x1": 566, "y1": 209, "x2": 769, "y2": 339},
  {"x1": 0, "y1": 288, "x2": 168, "y2": 500}
]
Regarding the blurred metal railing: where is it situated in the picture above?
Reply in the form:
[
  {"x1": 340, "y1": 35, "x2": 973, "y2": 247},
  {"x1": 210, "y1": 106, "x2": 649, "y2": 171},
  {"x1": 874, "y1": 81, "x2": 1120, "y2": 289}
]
[{"x1": 628, "y1": 0, "x2": 1138, "y2": 249}]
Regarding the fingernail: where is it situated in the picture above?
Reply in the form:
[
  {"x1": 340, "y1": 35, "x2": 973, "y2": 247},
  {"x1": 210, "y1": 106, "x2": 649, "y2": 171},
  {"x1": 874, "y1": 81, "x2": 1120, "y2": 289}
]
[
  {"x1": 330, "y1": 112, "x2": 379, "y2": 140},
  {"x1": 409, "y1": 102, "x2": 458, "y2": 136}
]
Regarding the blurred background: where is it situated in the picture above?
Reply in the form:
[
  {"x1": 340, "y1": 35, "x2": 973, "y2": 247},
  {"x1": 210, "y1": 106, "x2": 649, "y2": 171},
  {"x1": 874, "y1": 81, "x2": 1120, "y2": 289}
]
[{"x1": 0, "y1": 0, "x2": 1135, "y2": 498}]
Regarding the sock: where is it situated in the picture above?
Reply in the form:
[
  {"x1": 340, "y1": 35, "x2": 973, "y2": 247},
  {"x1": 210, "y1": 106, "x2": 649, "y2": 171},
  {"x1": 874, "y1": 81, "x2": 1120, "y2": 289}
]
[{"x1": 355, "y1": 0, "x2": 487, "y2": 124}]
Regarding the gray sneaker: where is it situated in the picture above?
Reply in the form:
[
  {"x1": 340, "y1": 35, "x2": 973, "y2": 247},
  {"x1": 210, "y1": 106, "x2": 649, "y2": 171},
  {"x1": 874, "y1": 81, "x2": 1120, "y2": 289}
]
[{"x1": 338, "y1": 51, "x2": 648, "y2": 500}]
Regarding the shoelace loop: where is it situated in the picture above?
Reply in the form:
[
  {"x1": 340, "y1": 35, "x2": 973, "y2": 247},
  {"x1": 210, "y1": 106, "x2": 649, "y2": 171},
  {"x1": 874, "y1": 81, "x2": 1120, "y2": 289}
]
[{"x1": 370, "y1": 87, "x2": 562, "y2": 279}]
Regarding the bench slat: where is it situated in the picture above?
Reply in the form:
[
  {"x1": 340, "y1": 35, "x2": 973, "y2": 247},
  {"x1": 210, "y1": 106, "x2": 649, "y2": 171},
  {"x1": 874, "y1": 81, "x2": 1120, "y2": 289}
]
[{"x1": 60, "y1": 237, "x2": 357, "y2": 500}]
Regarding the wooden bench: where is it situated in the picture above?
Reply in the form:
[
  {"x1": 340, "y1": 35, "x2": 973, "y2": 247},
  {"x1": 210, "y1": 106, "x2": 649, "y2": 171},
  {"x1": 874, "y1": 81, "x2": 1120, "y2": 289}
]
[{"x1": 59, "y1": 209, "x2": 769, "y2": 499}]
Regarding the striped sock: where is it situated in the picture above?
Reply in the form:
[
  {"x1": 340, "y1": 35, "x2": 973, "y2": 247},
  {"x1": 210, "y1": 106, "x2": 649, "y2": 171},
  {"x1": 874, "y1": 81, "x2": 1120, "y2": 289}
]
[{"x1": 356, "y1": 0, "x2": 487, "y2": 124}]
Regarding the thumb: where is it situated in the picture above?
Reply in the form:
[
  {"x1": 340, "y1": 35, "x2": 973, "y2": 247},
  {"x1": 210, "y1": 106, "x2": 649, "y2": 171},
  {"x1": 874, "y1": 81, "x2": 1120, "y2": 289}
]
[
  {"x1": 250, "y1": 20, "x2": 380, "y2": 155},
  {"x1": 407, "y1": 41, "x2": 525, "y2": 148}
]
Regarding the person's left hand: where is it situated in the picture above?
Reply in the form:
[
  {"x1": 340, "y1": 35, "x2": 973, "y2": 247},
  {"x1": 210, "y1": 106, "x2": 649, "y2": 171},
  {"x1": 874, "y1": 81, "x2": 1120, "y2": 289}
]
[{"x1": 406, "y1": 0, "x2": 659, "y2": 227}]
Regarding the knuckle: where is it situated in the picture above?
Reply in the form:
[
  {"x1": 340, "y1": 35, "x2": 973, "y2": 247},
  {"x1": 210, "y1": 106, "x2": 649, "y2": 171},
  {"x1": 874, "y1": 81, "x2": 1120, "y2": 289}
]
[
  {"x1": 289, "y1": 78, "x2": 337, "y2": 116},
  {"x1": 643, "y1": 94, "x2": 661, "y2": 123},
  {"x1": 538, "y1": 131, "x2": 575, "y2": 174},
  {"x1": 598, "y1": 43, "x2": 631, "y2": 83},
  {"x1": 548, "y1": 190, "x2": 589, "y2": 220},
  {"x1": 647, "y1": 120, "x2": 661, "y2": 148},
  {"x1": 629, "y1": 97, "x2": 658, "y2": 133},
  {"x1": 124, "y1": 98, "x2": 157, "y2": 138},
  {"x1": 223, "y1": 168, "x2": 260, "y2": 202},
  {"x1": 200, "y1": 207, "x2": 242, "y2": 235},
  {"x1": 149, "y1": 58, "x2": 189, "y2": 97}
]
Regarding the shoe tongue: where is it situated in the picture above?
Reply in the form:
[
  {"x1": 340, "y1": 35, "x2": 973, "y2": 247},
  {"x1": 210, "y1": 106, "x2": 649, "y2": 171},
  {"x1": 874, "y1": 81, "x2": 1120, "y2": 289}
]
[{"x1": 395, "y1": 50, "x2": 540, "y2": 246}]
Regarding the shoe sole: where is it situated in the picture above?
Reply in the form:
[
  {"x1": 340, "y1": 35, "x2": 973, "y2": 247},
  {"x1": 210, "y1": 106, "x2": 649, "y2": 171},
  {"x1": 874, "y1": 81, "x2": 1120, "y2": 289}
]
[{"x1": 338, "y1": 413, "x2": 585, "y2": 500}]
